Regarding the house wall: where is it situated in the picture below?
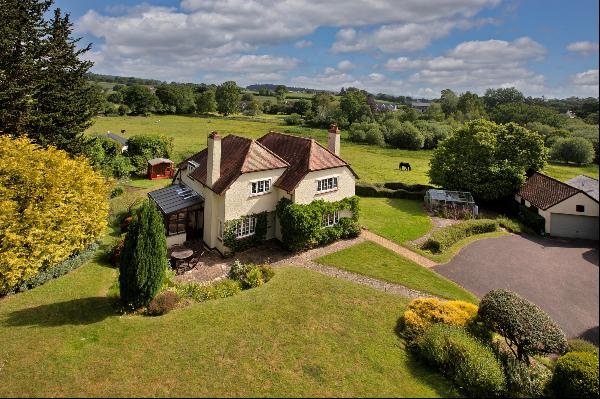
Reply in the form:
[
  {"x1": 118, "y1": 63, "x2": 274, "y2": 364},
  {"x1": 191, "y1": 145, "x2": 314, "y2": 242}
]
[
  {"x1": 541, "y1": 193, "x2": 599, "y2": 233},
  {"x1": 167, "y1": 233, "x2": 186, "y2": 247},
  {"x1": 292, "y1": 166, "x2": 356, "y2": 205}
]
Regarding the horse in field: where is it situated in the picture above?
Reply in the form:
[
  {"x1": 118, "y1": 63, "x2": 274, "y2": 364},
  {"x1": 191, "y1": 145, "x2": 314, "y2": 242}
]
[{"x1": 399, "y1": 162, "x2": 412, "y2": 171}]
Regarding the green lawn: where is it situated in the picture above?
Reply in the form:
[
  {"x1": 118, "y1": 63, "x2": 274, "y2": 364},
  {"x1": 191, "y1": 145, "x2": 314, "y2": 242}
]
[
  {"x1": 360, "y1": 197, "x2": 432, "y2": 243},
  {"x1": 316, "y1": 241, "x2": 478, "y2": 304},
  {"x1": 543, "y1": 162, "x2": 599, "y2": 181},
  {"x1": 0, "y1": 264, "x2": 457, "y2": 397}
]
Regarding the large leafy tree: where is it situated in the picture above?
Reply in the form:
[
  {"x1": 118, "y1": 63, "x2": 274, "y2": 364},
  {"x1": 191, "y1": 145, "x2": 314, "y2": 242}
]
[
  {"x1": 155, "y1": 83, "x2": 196, "y2": 114},
  {"x1": 0, "y1": 135, "x2": 108, "y2": 293},
  {"x1": 490, "y1": 103, "x2": 566, "y2": 128},
  {"x1": 428, "y1": 119, "x2": 547, "y2": 200},
  {"x1": 440, "y1": 89, "x2": 459, "y2": 115},
  {"x1": 339, "y1": 89, "x2": 372, "y2": 125},
  {"x1": 483, "y1": 87, "x2": 525, "y2": 110},
  {"x1": 119, "y1": 201, "x2": 167, "y2": 309},
  {"x1": 123, "y1": 85, "x2": 162, "y2": 115},
  {"x1": 0, "y1": 0, "x2": 102, "y2": 153},
  {"x1": 215, "y1": 81, "x2": 240, "y2": 115},
  {"x1": 195, "y1": 89, "x2": 217, "y2": 113},
  {"x1": 457, "y1": 91, "x2": 487, "y2": 120}
]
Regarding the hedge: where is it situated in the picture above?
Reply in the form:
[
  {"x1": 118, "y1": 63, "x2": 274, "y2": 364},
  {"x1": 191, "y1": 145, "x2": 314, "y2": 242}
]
[
  {"x1": 478, "y1": 289, "x2": 568, "y2": 362},
  {"x1": 2, "y1": 242, "x2": 99, "y2": 295},
  {"x1": 422, "y1": 219, "x2": 499, "y2": 253},
  {"x1": 517, "y1": 204, "x2": 545, "y2": 234},
  {"x1": 552, "y1": 352, "x2": 599, "y2": 398},
  {"x1": 276, "y1": 196, "x2": 360, "y2": 251},
  {"x1": 567, "y1": 338, "x2": 599, "y2": 354},
  {"x1": 415, "y1": 324, "x2": 506, "y2": 397},
  {"x1": 401, "y1": 297, "x2": 478, "y2": 339},
  {"x1": 355, "y1": 182, "x2": 425, "y2": 200}
]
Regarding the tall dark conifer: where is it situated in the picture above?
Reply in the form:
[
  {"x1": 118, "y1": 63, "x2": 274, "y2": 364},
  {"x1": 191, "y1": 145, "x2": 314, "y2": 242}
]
[
  {"x1": 119, "y1": 201, "x2": 167, "y2": 309},
  {"x1": 0, "y1": 0, "x2": 100, "y2": 153}
]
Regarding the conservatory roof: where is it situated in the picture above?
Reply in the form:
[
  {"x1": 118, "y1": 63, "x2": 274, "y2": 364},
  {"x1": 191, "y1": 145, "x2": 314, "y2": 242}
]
[
  {"x1": 427, "y1": 189, "x2": 475, "y2": 204},
  {"x1": 148, "y1": 184, "x2": 203, "y2": 214}
]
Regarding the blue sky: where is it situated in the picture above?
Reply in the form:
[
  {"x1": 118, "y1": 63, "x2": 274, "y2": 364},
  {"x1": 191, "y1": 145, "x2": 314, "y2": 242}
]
[{"x1": 54, "y1": 0, "x2": 598, "y2": 98}]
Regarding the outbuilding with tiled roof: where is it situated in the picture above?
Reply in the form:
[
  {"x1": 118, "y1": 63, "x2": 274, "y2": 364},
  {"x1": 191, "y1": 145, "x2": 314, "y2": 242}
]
[{"x1": 515, "y1": 172, "x2": 598, "y2": 240}]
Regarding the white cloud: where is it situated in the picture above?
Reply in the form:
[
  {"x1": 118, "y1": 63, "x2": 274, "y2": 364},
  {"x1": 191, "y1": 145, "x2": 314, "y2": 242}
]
[
  {"x1": 572, "y1": 69, "x2": 599, "y2": 86},
  {"x1": 76, "y1": 0, "x2": 499, "y2": 78},
  {"x1": 384, "y1": 57, "x2": 424, "y2": 71},
  {"x1": 407, "y1": 37, "x2": 548, "y2": 95},
  {"x1": 294, "y1": 40, "x2": 312, "y2": 48},
  {"x1": 331, "y1": 18, "x2": 495, "y2": 53},
  {"x1": 567, "y1": 41, "x2": 599, "y2": 56},
  {"x1": 337, "y1": 60, "x2": 356, "y2": 71}
]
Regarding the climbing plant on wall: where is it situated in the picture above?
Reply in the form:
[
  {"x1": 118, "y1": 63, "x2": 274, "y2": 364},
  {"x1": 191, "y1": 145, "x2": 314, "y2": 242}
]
[
  {"x1": 223, "y1": 212, "x2": 268, "y2": 254},
  {"x1": 276, "y1": 196, "x2": 360, "y2": 251}
]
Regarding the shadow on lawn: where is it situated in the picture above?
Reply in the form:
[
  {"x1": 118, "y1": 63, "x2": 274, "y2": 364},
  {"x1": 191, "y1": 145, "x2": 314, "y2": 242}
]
[{"x1": 3, "y1": 297, "x2": 117, "y2": 327}]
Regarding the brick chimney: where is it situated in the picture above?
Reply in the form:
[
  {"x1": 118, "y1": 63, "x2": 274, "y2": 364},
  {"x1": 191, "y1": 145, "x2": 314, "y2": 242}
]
[
  {"x1": 207, "y1": 131, "x2": 221, "y2": 187},
  {"x1": 328, "y1": 124, "x2": 341, "y2": 156}
]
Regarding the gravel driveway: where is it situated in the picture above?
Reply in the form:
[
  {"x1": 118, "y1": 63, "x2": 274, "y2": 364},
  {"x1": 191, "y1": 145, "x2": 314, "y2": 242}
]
[{"x1": 433, "y1": 234, "x2": 599, "y2": 344}]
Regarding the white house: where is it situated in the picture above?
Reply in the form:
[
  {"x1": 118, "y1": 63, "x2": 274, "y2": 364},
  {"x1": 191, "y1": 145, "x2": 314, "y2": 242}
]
[
  {"x1": 148, "y1": 125, "x2": 358, "y2": 253},
  {"x1": 515, "y1": 172, "x2": 599, "y2": 240}
]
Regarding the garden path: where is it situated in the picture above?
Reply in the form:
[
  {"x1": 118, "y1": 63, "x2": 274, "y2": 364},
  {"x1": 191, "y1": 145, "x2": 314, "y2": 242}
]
[{"x1": 362, "y1": 230, "x2": 437, "y2": 268}]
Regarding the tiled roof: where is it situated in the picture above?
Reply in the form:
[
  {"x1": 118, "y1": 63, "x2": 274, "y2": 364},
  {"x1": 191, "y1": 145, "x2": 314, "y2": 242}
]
[
  {"x1": 566, "y1": 175, "x2": 599, "y2": 202},
  {"x1": 258, "y1": 131, "x2": 356, "y2": 192},
  {"x1": 148, "y1": 157, "x2": 173, "y2": 166},
  {"x1": 517, "y1": 172, "x2": 580, "y2": 210},
  {"x1": 182, "y1": 135, "x2": 289, "y2": 195}
]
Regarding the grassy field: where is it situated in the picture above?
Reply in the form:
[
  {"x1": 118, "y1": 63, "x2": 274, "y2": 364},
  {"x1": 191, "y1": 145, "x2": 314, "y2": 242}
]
[
  {"x1": 360, "y1": 198, "x2": 432, "y2": 243},
  {"x1": 316, "y1": 241, "x2": 478, "y2": 304},
  {"x1": 86, "y1": 115, "x2": 598, "y2": 184}
]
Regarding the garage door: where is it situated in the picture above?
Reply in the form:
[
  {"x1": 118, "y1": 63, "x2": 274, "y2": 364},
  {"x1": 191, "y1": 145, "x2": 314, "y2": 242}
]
[{"x1": 551, "y1": 213, "x2": 599, "y2": 240}]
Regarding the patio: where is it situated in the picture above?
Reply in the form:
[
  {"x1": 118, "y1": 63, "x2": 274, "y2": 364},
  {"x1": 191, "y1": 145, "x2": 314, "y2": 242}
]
[{"x1": 169, "y1": 239, "x2": 292, "y2": 285}]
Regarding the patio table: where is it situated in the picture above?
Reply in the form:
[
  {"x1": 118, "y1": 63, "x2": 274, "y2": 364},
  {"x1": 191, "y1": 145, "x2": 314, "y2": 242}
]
[{"x1": 171, "y1": 248, "x2": 194, "y2": 269}]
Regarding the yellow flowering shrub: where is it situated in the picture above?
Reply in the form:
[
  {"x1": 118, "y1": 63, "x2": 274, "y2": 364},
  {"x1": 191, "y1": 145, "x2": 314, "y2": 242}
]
[
  {"x1": 402, "y1": 297, "x2": 478, "y2": 337},
  {"x1": 0, "y1": 136, "x2": 109, "y2": 292}
]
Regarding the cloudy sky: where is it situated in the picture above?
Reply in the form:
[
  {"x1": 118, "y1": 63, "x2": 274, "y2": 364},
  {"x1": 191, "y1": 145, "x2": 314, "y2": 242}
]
[{"x1": 54, "y1": 0, "x2": 599, "y2": 98}]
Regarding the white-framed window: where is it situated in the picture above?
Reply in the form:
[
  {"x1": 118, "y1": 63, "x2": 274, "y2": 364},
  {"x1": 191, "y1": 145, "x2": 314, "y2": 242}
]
[
  {"x1": 321, "y1": 211, "x2": 339, "y2": 228},
  {"x1": 251, "y1": 178, "x2": 271, "y2": 196},
  {"x1": 235, "y1": 216, "x2": 257, "y2": 239},
  {"x1": 217, "y1": 220, "x2": 223, "y2": 240},
  {"x1": 187, "y1": 160, "x2": 199, "y2": 174},
  {"x1": 317, "y1": 176, "x2": 338, "y2": 193}
]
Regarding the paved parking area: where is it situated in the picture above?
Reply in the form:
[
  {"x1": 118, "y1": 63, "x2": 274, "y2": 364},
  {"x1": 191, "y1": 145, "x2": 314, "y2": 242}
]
[{"x1": 434, "y1": 234, "x2": 599, "y2": 344}]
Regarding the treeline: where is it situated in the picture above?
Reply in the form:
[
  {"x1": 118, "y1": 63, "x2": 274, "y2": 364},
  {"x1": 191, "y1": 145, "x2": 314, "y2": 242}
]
[
  {"x1": 246, "y1": 83, "x2": 332, "y2": 94},
  {"x1": 86, "y1": 72, "x2": 165, "y2": 87}
]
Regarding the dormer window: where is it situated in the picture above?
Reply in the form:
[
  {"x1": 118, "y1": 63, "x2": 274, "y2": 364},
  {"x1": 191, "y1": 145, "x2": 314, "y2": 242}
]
[
  {"x1": 187, "y1": 160, "x2": 199, "y2": 174},
  {"x1": 251, "y1": 178, "x2": 271, "y2": 196},
  {"x1": 317, "y1": 176, "x2": 338, "y2": 193}
]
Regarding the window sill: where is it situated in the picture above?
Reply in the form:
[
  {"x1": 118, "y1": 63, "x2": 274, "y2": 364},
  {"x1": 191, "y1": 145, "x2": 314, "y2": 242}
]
[
  {"x1": 235, "y1": 233, "x2": 256, "y2": 240},
  {"x1": 315, "y1": 188, "x2": 339, "y2": 196},
  {"x1": 249, "y1": 191, "x2": 272, "y2": 198}
]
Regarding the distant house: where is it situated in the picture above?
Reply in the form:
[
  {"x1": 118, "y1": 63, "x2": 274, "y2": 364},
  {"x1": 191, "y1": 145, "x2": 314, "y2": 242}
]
[
  {"x1": 375, "y1": 103, "x2": 398, "y2": 112},
  {"x1": 411, "y1": 102, "x2": 431, "y2": 112},
  {"x1": 515, "y1": 172, "x2": 599, "y2": 240},
  {"x1": 148, "y1": 125, "x2": 358, "y2": 252},
  {"x1": 106, "y1": 132, "x2": 128, "y2": 153}
]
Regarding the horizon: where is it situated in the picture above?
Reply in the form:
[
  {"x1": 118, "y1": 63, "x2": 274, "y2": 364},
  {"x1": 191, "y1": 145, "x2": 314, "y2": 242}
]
[{"x1": 55, "y1": 0, "x2": 599, "y2": 99}]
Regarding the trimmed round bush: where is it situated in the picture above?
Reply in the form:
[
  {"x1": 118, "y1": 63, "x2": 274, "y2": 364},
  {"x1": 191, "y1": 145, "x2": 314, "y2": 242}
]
[
  {"x1": 567, "y1": 338, "x2": 599, "y2": 354},
  {"x1": 422, "y1": 219, "x2": 499, "y2": 253},
  {"x1": 550, "y1": 136, "x2": 595, "y2": 165},
  {"x1": 386, "y1": 121, "x2": 424, "y2": 150},
  {"x1": 402, "y1": 297, "x2": 478, "y2": 338},
  {"x1": 146, "y1": 290, "x2": 179, "y2": 316},
  {"x1": 478, "y1": 289, "x2": 567, "y2": 362},
  {"x1": 552, "y1": 352, "x2": 599, "y2": 398},
  {"x1": 416, "y1": 324, "x2": 506, "y2": 397}
]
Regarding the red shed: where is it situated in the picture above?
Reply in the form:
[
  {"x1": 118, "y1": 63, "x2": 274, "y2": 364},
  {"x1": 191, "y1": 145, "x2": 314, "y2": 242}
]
[{"x1": 147, "y1": 158, "x2": 174, "y2": 180}]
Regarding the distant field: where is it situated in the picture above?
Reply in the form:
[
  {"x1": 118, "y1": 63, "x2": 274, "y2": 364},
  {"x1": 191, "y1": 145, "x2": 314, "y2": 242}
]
[{"x1": 86, "y1": 115, "x2": 599, "y2": 184}]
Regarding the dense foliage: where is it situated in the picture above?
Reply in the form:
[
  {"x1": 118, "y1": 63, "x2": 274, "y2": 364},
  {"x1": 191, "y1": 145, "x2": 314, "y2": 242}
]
[
  {"x1": 83, "y1": 135, "x2": 134, "y2": 178},
  {"x1": 216, "y1": 81, "x2": 241, "y2": 115},
  {"x1": 223, "y1": 212, "x2": 268, "y2": 254},
  {"x1": 422, "y1": 219, "x2": 499, "y2": 253},
  {"x1": 0, "y1": 136, "x2": 108, "y2": 293},
  {"x1": 227, "y1": 261, "x2": 275, "y2": 289},
  {"x1": 477, "y1": 289, "x2": 568, "y2": 363},
  {"x1": 490, "y1": 103, "x2": 566, "y2": 128},
  {"x1": 119, "y1": 201, "x2": 167, "y2": 308},
  {"x1": 355, "y1": 182, "x2": 430, "y2": 200},
  {"x1": 125, "y1": 134, "x2": 173, "y2": 175},
  {"x1": 276, "y1": 196, "x2": 360, "y2": 251},
  {"x1": 401, "y1": 298, "x2": 479, "y2": 338},
  {"x1": 0, "y1": 0, "x2": 102, "y2": 153},
  {"x1": 122, "y1": 85, "x2": 162, "y2": 115},
  {"x1": 428, "y1": 120, "x2": 547, "y2": 201},
  {"x1": 550, "y1": 136, "x2": 595, "y2": 165},
  {"x1": 414, "y1": 324, "x2": 506, "y2": 397},
  {"x1": 552, "y1": 352, "x2": 599, "y2": 398}
]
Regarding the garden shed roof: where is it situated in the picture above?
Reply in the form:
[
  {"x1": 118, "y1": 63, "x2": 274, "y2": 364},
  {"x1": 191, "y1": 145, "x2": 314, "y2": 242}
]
[
  {"x1": 426, "y1": 189, "x2": 475, "y2": 204},
  {"x1": 148, "y1": 184, "x2": 203, "y2": 214},
  {"x1": 107, "y1": 133, "x2": 128, "y2": 145},
  {"x1": 148, "y1": 158, "x2": 174, "y2": 166}
]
